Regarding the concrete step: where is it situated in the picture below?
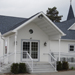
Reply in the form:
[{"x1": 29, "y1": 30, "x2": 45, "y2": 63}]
[{"x1": 28, "y1": 62, "x2": 56, "y2": 73}]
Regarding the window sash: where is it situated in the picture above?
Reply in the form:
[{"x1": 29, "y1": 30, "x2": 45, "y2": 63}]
[{"x1": 69, "y1": 45, "x2": 75, "y2": 51}]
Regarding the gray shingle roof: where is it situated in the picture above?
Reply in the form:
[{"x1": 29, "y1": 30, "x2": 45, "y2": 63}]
[
  {"x1": 55, "y1": 18, "x2": 75, "y2": 40},
  {"x1": 0, "y1": 15, "x2": 27, "y2": 34},
  {"x1": 0, "y1": 12, "x2": 75, "y2": 40},
  {"x1": 0, "y1": 13, "x2": 40, "y2": 34},
  {"x1": 67, "y1": 5, "x2": 74, "y2": 20}
]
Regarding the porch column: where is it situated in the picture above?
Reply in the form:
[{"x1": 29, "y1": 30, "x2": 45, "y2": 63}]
[
  {"x1": 7, "y1": 37, "x2": 9, "y2": 54},
  {"x1": 59, "y1": 39, "x2": 61, "y2": 61},
  {"x1": 14, "y1": 32, "x2": 17, "y2": 63},
  {"x1": 7, "y1": 37, "x2": 9, "y2": 64}
]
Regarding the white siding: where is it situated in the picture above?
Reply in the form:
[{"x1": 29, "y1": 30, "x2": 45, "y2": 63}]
[
  {"x1": 0, "y1": 35, "x2": 4, "y2": 57},
  {"x1": 17, "y1": 23, "x2": 49, "y2": 62},
  {"x1": 50, "y1": 40, "x2": 75, "y2": 53}
]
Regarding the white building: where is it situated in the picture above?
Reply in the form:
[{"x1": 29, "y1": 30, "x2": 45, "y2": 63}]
[{"x1": 0, "y1": 3, "x2": 75, "y2": 73}]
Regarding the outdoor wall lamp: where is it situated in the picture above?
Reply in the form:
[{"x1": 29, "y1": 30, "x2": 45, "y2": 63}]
[
  {"x1": 44, "y1": 42, "x2": 47, "y2": 46},
  {"x1": 38, "y1": 14, "x2": 43, "y2": 19}
]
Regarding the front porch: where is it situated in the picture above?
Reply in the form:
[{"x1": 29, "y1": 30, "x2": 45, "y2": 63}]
[{"x1": 1, "y1": 12, "x2": 65, "y2": 73}]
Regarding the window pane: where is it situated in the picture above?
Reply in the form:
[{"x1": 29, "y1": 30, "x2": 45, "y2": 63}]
[
  {"x1": 70, "y1": 46, "x2": 74, "y2": 48},
  {"x1": 70, "y1": 45, "x2": 74, "y2": 51},
  {"x1": 70, "y1": 49, "x2": 74, "y2": 51}
]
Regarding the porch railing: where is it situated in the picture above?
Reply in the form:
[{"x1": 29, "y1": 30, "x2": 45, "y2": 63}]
[
  {"x1": 0, "y1": 51, "x2": 33, "y2": 73},
  {"x1": 0, "y1": 52, "x2": 15, "y2": 71},
  {"x1": 53, "y1": 52, "x2": 75, "y2": 63},
  {"x1": 48, "y1": 53, "x2": 57, "y2": 71},
  {"x1": 16, "y1": 51, "x2": 33, "y2": 72},
  {"x1": 24, "y1": 51, "x2": 33, "y2": 72}
]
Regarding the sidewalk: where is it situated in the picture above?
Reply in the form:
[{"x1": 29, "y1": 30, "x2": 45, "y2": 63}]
[{"x1": 2, "y1": 70, "x2": 75, "y2": 75}]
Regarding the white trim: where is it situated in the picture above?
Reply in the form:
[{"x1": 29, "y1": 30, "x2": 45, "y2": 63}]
[
  {"x1": 2, "y1": 30, "x2": 16, "y2": 37},
  {"x1": 68, "y1": 23, "x2": 75, "y2": 30},
  {"x1": 61, "y1": 39, "x2": 75, "y2": 42},
  {"x1": 3, "y1": 12, "x2": 65, "y2": 37},
  {"x1": 41, "y1": 12, "x2": 66, "y2": 36},
  {"x1": 13, "y1": 12, "x2": 43, "y2": 32},
  {"x1": 22, "y1": 39, "x2": 40, "y2": 61}
]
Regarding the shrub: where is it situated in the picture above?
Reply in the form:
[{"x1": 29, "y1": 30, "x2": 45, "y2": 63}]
[
  {"x1": 57, "y1": 61, "x2": 62, "y2": 71},
  {"x1": 62, "y1": 61, "x2": 69, "y2": 70},
  {"x1": 71, "y1": 67, "x2": 74, "y2": 70},
  {"x1": 19, "y1": 63, "x2": 27, "y2": 73},
  {"x1": 11, "y1": 63, "x2": 19, "y2": 74}
]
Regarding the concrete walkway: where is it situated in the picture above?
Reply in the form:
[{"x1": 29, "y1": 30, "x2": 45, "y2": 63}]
[
  {"x1": 35, "y1": 71, "x2": 75, "y2": 75},
  {"x1": 2, "y1": 71, "x2": 75, "y2": 75}
]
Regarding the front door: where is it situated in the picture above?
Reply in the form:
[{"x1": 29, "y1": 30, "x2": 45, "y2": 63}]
[{"x1": 22, "y1": 40, "x2": 39, "y2": 61}]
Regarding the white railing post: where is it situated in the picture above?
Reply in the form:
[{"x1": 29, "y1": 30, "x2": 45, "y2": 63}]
[{"x1": 25, "y1": 51, "x2": 33, "y2": 73}]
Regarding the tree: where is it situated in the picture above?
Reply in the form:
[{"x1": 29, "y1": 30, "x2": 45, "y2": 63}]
[{"x1": 46, "y1": 7, "x2": 63, "y2": 22}]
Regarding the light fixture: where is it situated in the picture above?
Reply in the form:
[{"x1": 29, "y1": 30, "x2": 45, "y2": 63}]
[
  {"x1": 38, "y1": 14, "x2": 43, "y2": 19},
  {"x1": 44, "y1": 42, "x2": 47, "y2": 46}
]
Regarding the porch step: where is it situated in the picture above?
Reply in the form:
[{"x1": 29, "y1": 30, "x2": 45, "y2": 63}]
[
  {"x1": 0, "y1": 64, "x2": 11, "y2": 73},
  {"x1": 28, "y1": 62, "x2": 56, "y2": 73}
]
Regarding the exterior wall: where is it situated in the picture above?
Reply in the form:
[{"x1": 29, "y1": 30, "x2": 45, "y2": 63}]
[
  {"x1": 50, "y1": 40, "x2": 75, "y2": 53},
  {"x1": 5, "y1": 34, "x2": 15, "y2": 63},
  {"x1": 50, "y1": 40, "x2": 75, "y2": 59},
  {"x1": 9, "y1": 34, "x2": 15, "y2": 53},
  {"x1": 17, "y1": 23, "x2": 49, "y2": 62},
  {"x1": 0, "y1": 34, "x2": 4, "y2": 57}
]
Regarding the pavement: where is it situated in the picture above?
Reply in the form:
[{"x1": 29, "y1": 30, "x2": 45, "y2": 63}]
[{"x1": 2, "y1": 70, "x2": 75, "y2": 75}]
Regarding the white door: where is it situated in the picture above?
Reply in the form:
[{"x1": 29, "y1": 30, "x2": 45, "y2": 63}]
[{"x1": 22, "y1": 40, "x2": 39, "y2": 61}]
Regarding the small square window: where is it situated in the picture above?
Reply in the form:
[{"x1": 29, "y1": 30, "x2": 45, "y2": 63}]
[{"x1": 69, "y1": 45, "x2": 74, "y2": 51}]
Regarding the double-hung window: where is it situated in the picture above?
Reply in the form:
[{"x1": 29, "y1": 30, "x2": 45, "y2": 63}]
[{"x1": 69, "y1": 45, "x2": 75, "y2": 52}]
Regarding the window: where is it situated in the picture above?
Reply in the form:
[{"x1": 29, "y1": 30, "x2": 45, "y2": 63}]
[
  {"x1": 69, "y1": 45, "x2": 75, "y2": 51},
  {"x1": 29, "y1": 29, "x2": 33, "y2": 34}
]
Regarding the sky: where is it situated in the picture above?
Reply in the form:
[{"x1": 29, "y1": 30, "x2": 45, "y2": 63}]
[{"x1": 0, "y1": 0, "x2": 75, "y2": 21}]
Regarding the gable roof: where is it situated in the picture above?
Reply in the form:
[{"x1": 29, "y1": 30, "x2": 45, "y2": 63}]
[
  {"x1": 0, "y1": 15, "x2": 28, "y2": 34},
  {"x1": 8, "y1": 12, "x2": 40, "y2": 32},
  {"x1": 2, "y1": 12, "x2": 65, "y2": 37},
  {"x1": 0, "y1": 13, "x2": 40, "y2": 35},
  {"x1": 67, "y1": 4, "x2": 74, "y2": 20},
  {"x1": 55, "y1": 18, "x2": 75, "y2": 40}
]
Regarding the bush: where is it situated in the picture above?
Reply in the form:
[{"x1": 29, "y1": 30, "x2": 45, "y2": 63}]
[
  {"x1": 19, "y1": 63, "x2": 27, "y2": 73},
  {"x1": 62, "y1": 61, "x2": 69, "y2": 70},
  {"x1": 57, "y1": 61, "x2": 62, "y2": 71},
  {"x1": 11, "y1": 63, "x2": 30, "y2": 74},
  {"x1": 71, "y1": 67, "x2": 74, "y2": 70},
  {"x1": 11, "y1": 63, "x2": 19, "y2": 74}
]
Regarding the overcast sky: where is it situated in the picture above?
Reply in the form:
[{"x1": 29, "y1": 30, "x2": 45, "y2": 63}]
[{"x1": 0, "y1": 0, "x2": 75, "y2": 21}]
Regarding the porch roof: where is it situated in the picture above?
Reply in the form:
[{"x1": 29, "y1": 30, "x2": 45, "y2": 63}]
[{"x1": 3, "y1": 12, "x2": 65, "y2": 37}]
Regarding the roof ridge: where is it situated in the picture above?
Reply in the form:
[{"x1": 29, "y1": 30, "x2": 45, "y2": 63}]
[{"x1": 0, "y1": 15, "x2": 27, "y2": 19}]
